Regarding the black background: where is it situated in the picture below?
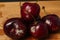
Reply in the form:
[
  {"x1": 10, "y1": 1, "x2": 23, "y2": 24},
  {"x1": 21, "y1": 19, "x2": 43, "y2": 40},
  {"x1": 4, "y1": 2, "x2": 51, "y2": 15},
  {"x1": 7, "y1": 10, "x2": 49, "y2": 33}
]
[{"x1": 0, "y1": 0, "x2": 60, "y2": 2}]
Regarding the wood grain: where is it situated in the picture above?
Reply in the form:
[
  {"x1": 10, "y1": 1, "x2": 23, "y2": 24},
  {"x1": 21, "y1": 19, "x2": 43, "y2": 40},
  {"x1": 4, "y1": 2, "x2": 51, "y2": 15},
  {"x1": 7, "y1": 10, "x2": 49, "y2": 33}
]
[{"x1": 0, "y1": 1, "x2": 60, "y2": 40}]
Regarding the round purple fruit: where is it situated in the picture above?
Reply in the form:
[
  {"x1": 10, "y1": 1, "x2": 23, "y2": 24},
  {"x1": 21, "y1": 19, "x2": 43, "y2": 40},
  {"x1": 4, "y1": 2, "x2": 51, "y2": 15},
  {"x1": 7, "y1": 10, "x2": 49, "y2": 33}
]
[
  {"x1": 3, "y1": 18, "x2": 26, "y2": 40},
  {"x1": 42, "y1": 14, "x2": 60, "y2": 33},
  {"x1": 21, "y1": 2, "x2": 40, "y2": 22}
]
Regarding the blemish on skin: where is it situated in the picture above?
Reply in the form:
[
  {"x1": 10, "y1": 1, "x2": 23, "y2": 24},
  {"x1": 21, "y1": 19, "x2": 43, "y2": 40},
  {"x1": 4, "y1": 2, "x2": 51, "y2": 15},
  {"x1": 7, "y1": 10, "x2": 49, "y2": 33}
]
[
  {"x1": 31, "y1": 26, "x2": 35, "y2": 33},
  {"x1": 26, "y1": 15, "x2": 29, "y2": 18},
  {"x1": 25, "y1": 5, "x2": 31, "y2": 14},
  {"x1": 10, "y1": 28, "x2": 14, "y2": 33},
  {"x1": 26, "y1": 5, "x2": 31, "y2": 13},
  {"x1": 15, "y1": 29, "x2": 23, "y2": 35},
  {"x1": 45, "y1": 20, "x2": 51, "y2": 26},
  {"x1": 36, "y1": 25, "x2": 39, "y2": 30},
  {"x1": 14, "y1": 23, "x2": 19, "y2": 29},
  {"x1": 6, "y1": 22, "x2": 13, "y2": 26}
]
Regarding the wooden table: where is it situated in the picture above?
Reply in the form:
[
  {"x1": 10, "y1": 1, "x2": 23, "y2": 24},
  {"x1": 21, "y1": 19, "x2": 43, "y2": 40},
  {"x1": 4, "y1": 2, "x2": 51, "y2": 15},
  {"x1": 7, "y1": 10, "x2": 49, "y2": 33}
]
[{"x1": 0, "y1": 1, "x2": 60, "y2": 40}]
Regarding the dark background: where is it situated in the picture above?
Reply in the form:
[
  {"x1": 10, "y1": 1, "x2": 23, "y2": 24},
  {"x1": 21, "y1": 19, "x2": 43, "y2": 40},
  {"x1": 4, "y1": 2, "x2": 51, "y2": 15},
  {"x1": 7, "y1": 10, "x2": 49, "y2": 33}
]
[{"x1": 0, "y1": 0, "x2": 60, "y2": 2}]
